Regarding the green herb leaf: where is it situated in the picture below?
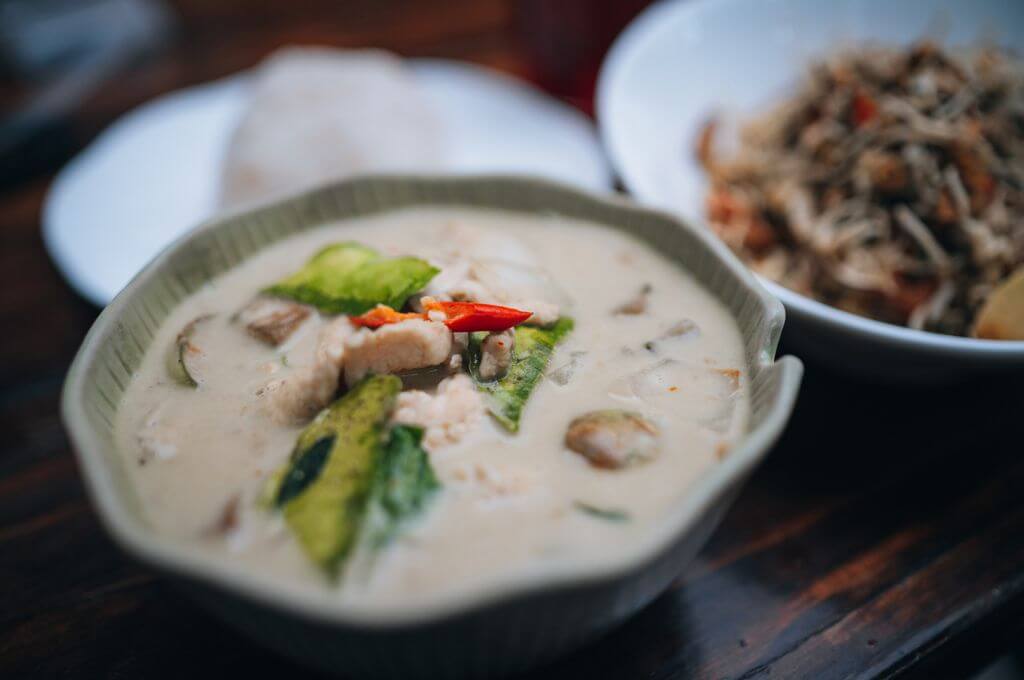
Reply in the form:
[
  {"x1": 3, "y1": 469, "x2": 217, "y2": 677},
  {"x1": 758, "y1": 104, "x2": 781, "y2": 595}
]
[
  {"x1": 265, "y1": 242, "x2": 439, "y2": 315},
  {"x1": 360, "y1": 425, "x2": 441, "y2": 549},
  {"x1": 272, "y1": 374, "x2": 402, "y2": 575},
  {"x1": 573, "y1": 501, "x2": 630, "y2": 522},
  {"x1": 467, "y1": 317, "x2": 574, "y2": 432}
]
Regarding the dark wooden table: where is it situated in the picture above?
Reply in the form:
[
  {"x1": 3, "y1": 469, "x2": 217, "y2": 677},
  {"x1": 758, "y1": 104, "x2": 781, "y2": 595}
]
[{"x1": 3, "y1": 2, "x2": 1024, "y2": 678}]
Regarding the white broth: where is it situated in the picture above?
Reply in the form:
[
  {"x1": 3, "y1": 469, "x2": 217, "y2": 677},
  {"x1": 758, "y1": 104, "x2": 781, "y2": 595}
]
[{"x1": 115, "y1": 208, "x2": 749, "y2": 610}]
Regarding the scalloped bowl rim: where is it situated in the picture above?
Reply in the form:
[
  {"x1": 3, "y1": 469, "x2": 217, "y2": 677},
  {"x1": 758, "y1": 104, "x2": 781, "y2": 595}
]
[{"x1": 62, "y1": 175, "x2": 802, "y2": 629}]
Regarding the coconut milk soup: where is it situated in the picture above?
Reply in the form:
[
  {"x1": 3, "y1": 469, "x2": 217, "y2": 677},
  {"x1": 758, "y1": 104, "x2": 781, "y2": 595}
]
[{"x1": 116, "y1": 208, "x2": 749, "y2": 610}]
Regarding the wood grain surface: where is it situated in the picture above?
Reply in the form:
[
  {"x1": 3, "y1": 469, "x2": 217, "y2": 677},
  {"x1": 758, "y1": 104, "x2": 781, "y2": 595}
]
[{"x1": 3, "y1": 1, "x2": 1023, "y2": 678}]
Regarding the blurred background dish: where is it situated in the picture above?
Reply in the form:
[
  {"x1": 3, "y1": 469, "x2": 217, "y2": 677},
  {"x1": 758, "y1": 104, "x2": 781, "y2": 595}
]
[
  {"x1": 598, "y1": 0, "x2": 1024, "y2": 378},
  {"x1": 217, "y1": 48, "x2": 451, "y2": 211},
  {"x1": 42, "y1": 48, "x2": 612, "y2": 307}
]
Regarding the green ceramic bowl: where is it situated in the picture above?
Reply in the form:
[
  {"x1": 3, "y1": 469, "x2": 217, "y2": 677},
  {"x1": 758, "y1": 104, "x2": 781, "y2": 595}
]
[{"x1": 62, "y1": 176, "x2": 802, "y2": 679}]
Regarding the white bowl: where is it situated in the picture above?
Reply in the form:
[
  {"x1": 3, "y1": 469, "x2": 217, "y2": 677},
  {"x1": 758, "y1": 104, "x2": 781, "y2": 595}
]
[
  {"x1": 597, "y1": 0, "x2": 1024, "y2": 380},
  {"x1": 62, "y1": 176, "x2": 802, "y2": 678}
]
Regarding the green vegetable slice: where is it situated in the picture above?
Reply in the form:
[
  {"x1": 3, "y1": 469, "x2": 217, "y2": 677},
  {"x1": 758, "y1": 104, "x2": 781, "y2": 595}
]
[
  {"x1": 264, "y1": 242, "x2": 439, "y2": 315},
  {"x1": 573, "y1": 501, "x2": 630, "y2": 522},
  {"x1": 273, "y1": 374, "x2": 402, "y2": 575},
  {"x1": 467, "y1": 317, "x2": 574, "y2": 432},
  {"x1": 275, "y1": 436, "x2": 334, "y2": 506},
  {"x1": 360, "y1": 425, "x2": 441, "y2": 549}
]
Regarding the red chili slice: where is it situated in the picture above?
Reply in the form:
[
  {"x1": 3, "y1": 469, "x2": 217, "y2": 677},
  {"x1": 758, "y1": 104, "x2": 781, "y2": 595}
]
[
  {"x1": 851, "y1": 91, "x2": 878, "y2": 127},
  {"x1": 424, "y1": 300, "x2": 532, "y2": 333},
  {"x1": 350, "y1": 301, "x2": 532, "y2": 332}
]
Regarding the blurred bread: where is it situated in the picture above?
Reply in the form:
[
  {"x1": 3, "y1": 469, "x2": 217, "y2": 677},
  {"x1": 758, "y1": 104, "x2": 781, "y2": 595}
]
[{"x1": 219, "y1": 47, "x2": 447, "y2": 209}]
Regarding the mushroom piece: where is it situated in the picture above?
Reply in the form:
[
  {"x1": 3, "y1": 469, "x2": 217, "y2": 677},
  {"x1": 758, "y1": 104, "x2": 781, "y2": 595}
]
[
  {"x1": 168, "y1": 314, "x2": 215, "y2": 387},
  {"x1": 564, "y1": 410, "x2": 660, "y2": 470},
  {"x1": 237, "y1": 296, "x2": 311, "y2": 346},
  {"x1": 257, "y1": 316, "x2": 353, "y2": 425}
]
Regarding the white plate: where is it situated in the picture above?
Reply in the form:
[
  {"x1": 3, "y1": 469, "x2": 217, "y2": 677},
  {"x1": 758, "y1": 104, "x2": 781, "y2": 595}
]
[
  {"x1": 597, "y1": 0, "x2": 1024, "y2": 379},
  {"x1": 43, "y1": 59, "x2": 612, "y2": 307}
]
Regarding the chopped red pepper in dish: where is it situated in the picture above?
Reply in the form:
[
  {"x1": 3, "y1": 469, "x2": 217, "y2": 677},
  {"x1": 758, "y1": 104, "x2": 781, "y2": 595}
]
[
  {"x1": 851, "y1": 90, "x2": 878, "y2": 127},
  {"x1": 422, "y1": 300, "x2": 532, "y2": 332},
  {"x1": 349, "y1": 300, "x2": 532, "y2": 333},
  {"x1": 349, "y1": 305, "x2": 426, "y2": 329}
]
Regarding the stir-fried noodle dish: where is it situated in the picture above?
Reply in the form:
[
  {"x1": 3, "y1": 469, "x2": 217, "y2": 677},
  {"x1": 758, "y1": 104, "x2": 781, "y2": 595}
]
[{"x1": 699, "y1": 42, "x2": 1024, "y2": 339}]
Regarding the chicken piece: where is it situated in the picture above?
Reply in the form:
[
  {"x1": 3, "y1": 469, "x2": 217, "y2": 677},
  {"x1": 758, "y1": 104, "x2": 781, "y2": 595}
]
[
  {"x1": 609, "y1": 359, "x2": 741, "y2": 433},
  {"x1": 137, "y1": 404, "x2": 177, "y2": 464},
  {"x1": 520, "y1": 299, "x2": 560, "y2": 327},
  {"x1": 343, "y1": 319, "x2": 453, "y2": 387},
  {"x1": 449, "y1": 332, "x2": 469, "y2": 368},
  {"x1": 237, "y1": 296, "x2": 311, "y2": 346},
  {"x1": 565, "y1": 410, "x2": 660, "y2": 470},
  {"x1": 477, "y1": 329, "x2": 515, "y2": 380},
  {"x1": 258, "y1": 317, "x2": 353, "y2": 424},
  {"x1": 471, "y1": 259, "x2": 565, "y2": 325},
  {"x1": 419, "y1": 258, "x2": 491, "y2": 305},
  {"x1": 392, "y1": 374, "x2": 484, "y2": 449}
]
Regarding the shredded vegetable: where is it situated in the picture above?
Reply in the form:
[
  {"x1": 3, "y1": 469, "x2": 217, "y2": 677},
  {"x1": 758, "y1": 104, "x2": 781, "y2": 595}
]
[{"x1": 699, "y1": 42, "x2": 1024, "y2": 337}]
